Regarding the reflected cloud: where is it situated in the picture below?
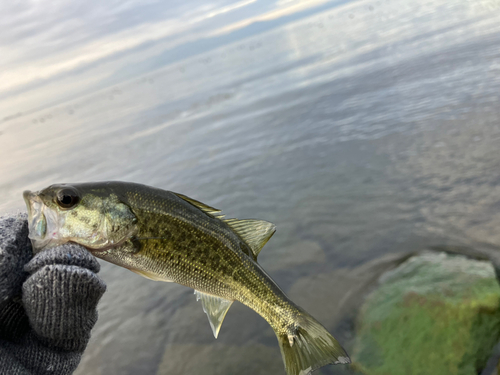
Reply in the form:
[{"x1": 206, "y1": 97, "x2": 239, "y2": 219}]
[
  {"x1": 0, "y1": 0, "x2": 340, "y2": 117},
  {"x1": 201, "y1": 0, "x2": 258, "y2": 20},
  {"x1": 1, "y1": 1, "x2": 250, "y2": 91},
  {"x1": 210, "y1": 0, "x2": 335, "y2": 36}
]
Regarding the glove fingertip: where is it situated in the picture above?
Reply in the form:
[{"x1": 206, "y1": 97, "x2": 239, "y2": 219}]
[{"x1": 25, "y1": 244, "x2": 100, "y2": 274}]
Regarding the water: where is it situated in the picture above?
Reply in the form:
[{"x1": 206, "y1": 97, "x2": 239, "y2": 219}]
[{"x1": 1, "y1": 0, "x2": 500, "y2": 373}]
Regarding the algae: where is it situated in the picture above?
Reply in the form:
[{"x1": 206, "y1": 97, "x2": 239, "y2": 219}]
[{"x1": 353, "y1": 252, "x2": 500, "y2": 375}]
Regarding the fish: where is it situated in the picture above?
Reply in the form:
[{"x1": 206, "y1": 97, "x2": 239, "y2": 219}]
[{"x1": 23, "y1": 181, "x2": 350, "y2": 375}]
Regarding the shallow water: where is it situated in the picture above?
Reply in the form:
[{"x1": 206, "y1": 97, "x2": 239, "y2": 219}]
[{"x1": 1, "y1": 0, "x2": 500, "y2": 373}]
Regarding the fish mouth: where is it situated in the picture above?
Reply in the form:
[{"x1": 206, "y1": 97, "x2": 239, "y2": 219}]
[{"x1": 23, "y1": 190, "x2": 60, "y2": 252}]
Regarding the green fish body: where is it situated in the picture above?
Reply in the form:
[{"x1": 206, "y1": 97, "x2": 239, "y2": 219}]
[{"x1": 23, "y1": 181, "x2": 350, "y2": 375}]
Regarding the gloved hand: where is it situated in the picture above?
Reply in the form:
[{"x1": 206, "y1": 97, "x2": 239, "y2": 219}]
[{"x1": 0, "y1": 214, "x2": 106, "y2": 375}]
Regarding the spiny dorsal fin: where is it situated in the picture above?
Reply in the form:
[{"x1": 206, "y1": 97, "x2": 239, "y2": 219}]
[
  {"x1": 173, "y1": 192, "x2": 275, "y2": 258},
  {"x1": 194, "y1": 290, "x2": 233, "y2": 338},
  {"x1": 224, "y1": 218, "x2": 276, "y2": 258},
  {"x1": 173, "y1": 193, "x2": 225, "y2": 219}
]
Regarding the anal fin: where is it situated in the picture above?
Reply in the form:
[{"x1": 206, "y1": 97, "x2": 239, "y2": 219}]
[{"x1": 194, "y1": 290, "x2": 233, "y2": 338}]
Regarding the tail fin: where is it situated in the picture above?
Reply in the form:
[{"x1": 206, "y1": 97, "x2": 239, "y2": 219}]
[{"x1": 274, "y1": 312, "x2": 350, "y2": 375}]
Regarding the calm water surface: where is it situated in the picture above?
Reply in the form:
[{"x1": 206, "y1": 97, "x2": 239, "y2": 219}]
[{"x1": 1, "y1": 0, "x2": 500, "y2": 373}]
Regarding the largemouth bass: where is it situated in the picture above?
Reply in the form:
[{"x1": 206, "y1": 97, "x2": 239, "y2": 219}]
[{"x1": 23, "y1": 181, "x2": 350, "y2": 375}]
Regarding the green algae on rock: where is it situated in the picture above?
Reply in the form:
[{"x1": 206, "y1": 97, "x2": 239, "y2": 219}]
[{"x1": 352, "y1": 252, "x2": 500, "y2": 375}]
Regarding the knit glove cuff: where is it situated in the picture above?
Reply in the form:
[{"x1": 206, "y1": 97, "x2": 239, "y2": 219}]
[{"x1": 0, "y1": 214, "x2": 32, "y2": 303}]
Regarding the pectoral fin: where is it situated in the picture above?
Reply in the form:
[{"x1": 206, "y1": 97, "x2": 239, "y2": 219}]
[
  {"x1": 194, "y1": 290, "x2": 233, "y2": 338},
  {"x1": 131, "y1": 269, "x2": 173, "y2": 282}
]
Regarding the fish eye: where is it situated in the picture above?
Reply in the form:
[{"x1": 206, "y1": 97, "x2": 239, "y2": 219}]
[{"x1": 56, "y1": 188, "x2": 81, "y2": 209}]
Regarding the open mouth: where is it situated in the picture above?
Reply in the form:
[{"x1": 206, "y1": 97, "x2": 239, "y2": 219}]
[{"x1": 23, "y1": 190, "x2": 57, "y2": 252}]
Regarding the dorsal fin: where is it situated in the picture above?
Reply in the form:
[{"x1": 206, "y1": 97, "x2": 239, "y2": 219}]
[
  {"x1": 173, "y1": 193, "x2": 225, "y2": 219},
  {"x1": 194, "y1": 290, "x2": 233, "y2": 338},
  {"x1": 224, "y1": 218, "x2": 276, "y2": 258},
  {"x1": 173, "y1": 192, "x2": 275, "y2": 258}
]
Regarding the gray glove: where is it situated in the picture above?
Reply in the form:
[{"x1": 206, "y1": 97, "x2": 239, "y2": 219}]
[{"x1": 0, "y1": 214, "x2": 106, "y2": 375}]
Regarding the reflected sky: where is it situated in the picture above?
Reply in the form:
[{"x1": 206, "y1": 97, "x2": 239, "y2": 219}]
[{"x1": 1, "y1": 0, "x2": 341, "y2": 116}]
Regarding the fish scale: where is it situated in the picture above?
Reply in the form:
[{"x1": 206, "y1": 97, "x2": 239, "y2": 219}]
[{"x1": 23, "y1": 181, "x2": 350, "y2": 375}]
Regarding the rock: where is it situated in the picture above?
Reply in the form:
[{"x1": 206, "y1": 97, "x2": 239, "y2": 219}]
[{"x1": 352, "y1": 252, "x2": 500, "y2": 375}]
